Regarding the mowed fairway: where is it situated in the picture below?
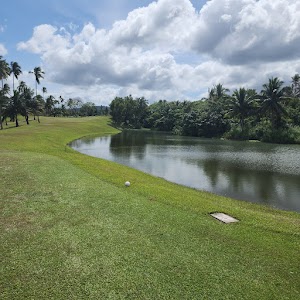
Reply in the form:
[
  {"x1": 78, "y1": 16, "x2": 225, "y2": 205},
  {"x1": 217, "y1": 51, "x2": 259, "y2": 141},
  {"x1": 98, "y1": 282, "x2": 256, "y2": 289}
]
[{"x1": 0, "y1": 116, "x2": 299, "y2": 299}]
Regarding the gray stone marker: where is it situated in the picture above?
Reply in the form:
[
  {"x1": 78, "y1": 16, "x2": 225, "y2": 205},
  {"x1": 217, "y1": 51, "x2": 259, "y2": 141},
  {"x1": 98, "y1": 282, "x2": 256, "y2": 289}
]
[{"x1": 210, "y1": 212, "x2": 239, "y2": 224}]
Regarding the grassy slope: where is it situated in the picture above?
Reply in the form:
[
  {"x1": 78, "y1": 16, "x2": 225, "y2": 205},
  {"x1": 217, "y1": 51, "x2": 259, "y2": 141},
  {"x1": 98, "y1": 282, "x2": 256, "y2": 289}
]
[{"x1": 0, "y1": 116, "x2": 299, "y2": 300}]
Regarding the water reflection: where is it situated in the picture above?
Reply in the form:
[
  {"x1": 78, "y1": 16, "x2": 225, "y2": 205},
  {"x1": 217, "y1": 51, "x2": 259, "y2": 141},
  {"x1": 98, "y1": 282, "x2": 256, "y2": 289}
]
[
  {"x1": 110, "y1": 130, "x2": 147, "y2": 160},
  {"x1": 70, "y1": 131, "x2": 300, "y2": 212}
]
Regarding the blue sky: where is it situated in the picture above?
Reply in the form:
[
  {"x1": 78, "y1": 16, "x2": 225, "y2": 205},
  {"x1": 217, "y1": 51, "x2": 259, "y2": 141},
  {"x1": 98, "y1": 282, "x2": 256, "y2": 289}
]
[
  {"x1": 1, "y1": 0, "x2": 300, "y2": 105},
  {"x1": 1, "y1": 0, "x2": 204, "y2": 64}
]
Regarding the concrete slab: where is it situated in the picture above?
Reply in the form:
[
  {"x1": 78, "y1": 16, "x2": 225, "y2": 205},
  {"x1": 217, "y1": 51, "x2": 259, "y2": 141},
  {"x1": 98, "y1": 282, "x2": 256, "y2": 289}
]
[{"x1": 210, "y1": 212, "x2": 239, "y2": 224}]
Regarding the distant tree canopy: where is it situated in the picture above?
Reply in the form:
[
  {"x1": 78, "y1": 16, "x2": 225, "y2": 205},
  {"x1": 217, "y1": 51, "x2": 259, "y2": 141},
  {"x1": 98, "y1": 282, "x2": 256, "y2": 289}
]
[
  {"x1": 43, "y1": 97, "x2": 109, "y2": 118},
  {"x1": 0, "y1": 56, "x2": 109, "y2": 128},
  {"x1": 110, "y1": 95, "x2": 148, "y2": 129},
  {"x1": 1, "y1": 54, "x2": 299, "y2": 144},
  {"x1": 109, "y1": 77, "x2": 300, "y2": 144},
  {"x1": 79, "y1": 102, "x2": 97, "y2": 116}
]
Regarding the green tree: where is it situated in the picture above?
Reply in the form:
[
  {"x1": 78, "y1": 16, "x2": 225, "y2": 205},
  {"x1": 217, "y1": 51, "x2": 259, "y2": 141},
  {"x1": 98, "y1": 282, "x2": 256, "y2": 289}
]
[
  {"x1": 79, "y1": 102, "x2": 97, "y2": 116},
  {"x1": 0, "y1": 56, "x2": 11, "y2": 89},
  {"x1": 18, "y1": 81, "x2": 34, "y2": 125},
  {"x1": 259, "y1": 77, "x2": 288, "y2": 128},
  {"x1": 96, "y1": 105, "x2": 109, "y2": 116},
  {"x1": 42, "y1": 86, "x2": 47, "y2": 100},
  {"x1": 283, "y1": 74, "x2": 300, "y2": 126},
  {"x1": 29, "y1": 67, "x2": 44, "y2": 97},
  {"x1": 208, "y1": 83, "x2": 230, "y2": 103},
  {"x1": 67, "y1": 98, "x2": 83, "y2": 116},
  {"x1": 10, "y1": 61, "x2": 22, "y2": 91},
  {"x1": 182, "y1": 109, "x2": 201, "y2": 136},
  {"x1": 8, "y1": 90, "x2": 23, "y2": 127},
  {"x1": 110, "y1": 95, "x2": 148, "y2": 128},
  {"x1": 45, "y1": 95, "x2": 57, "y2": 116},
  {"x1": 0, "y1": 83, "x2": 10, "y2": 129},
  {"x1": 227, "y1": 88, "x2": 256, "y2": 133},
  {"x1": 147, "y1": 100, "x2": 177, "y2": 131},
  {"x1": 291, "y1": 74, "x2": 300, "y2": 98},
  {"x1": 110, "y1": 97, "x2": 125, "y2": 124},
  {"x1": 134, "y1": 97, "x2": 149, "y2": 128},
  {"x1": 202, "y1": 84, "x2": 231, "y2": 137},
  {"x1": 59, "y1": 96, "x2": 67, "y2": 116},
  {"x1": 32, "y1": 95, "x2": 45, "y2": 123}
]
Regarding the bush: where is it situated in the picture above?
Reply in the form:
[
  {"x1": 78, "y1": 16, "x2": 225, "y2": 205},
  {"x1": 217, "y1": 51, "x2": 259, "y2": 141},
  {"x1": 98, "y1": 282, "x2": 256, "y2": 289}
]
[
  {"x1": 172, "y1": 125, "x2": 183, "y2": 135},
  {"x1": 224, "y1": 125, "x2": 249, "y2": 140},
  {"x1": 251, "y1": 120, "x2": 298, "y2": 144}
]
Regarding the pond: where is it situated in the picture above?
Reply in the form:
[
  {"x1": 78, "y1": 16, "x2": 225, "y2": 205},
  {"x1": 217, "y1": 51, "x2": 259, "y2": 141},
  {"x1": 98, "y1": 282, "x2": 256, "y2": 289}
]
[{"x1": 70, "y1": 130, "x2": 300, "y2": 212}]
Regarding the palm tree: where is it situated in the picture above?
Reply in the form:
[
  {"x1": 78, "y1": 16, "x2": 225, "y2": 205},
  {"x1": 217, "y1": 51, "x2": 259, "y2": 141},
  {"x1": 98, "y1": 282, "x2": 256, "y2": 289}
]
[
  {"x1": 45, "y1": 95, "x2": 56, "y2": 116},
  {"x1": 207, "y1": 83, "x2": 231, "y2": 114},
  {"x1": 227, "y1": 88, "x2": 255, "y2": 133},
  {"x1": 259, "y1": 77, "x2": 288, "y2": 128},
  {"x1": 42, "y1": 86, "x2": 47, "y2": 100},
  {"x1": 10, "y1": 90, "x2": 23, "y2": 127},
  {"x1": 208, "y1": 83, "x2": 230, "y2": 102},
  {"x1": 18, "y1": 81, "x2": 27, "y2": 93},
  {"x1": 29, "y1": 67, "x2": 44, "y2": 97},
  {"x1": 291, "y1": 74, "x2": 300, "y2": 98},
  {"x1": 0, "y1": 83, "x2": 10, "y2": 129},
  {"x1": 0, "y1": 56, "x2": 11, "y2": 89},
  {"x1": 10, "y1": 61, "x2": 22, "y2": 91},
  {"x1": 18, "y1": 81, "x2": 34, "y2": 125},
  {"x1": 32, "y1": 94, "x2": 44, "y2": 123}
]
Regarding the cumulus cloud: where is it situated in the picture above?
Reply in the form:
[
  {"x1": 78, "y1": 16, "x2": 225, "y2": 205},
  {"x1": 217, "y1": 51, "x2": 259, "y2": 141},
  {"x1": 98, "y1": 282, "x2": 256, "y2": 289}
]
[
  {"x1": 18, "y1": 20, "x2": 194, "y2": 93},
  {"x1": 109, "y1": 0, "x2": 196, "y2": 50},
  {"x1": 192, "y1": 0, "x2": 300, "y2": 65},
  {"x1": 17, "y1": 0, "x2": 300, "y2": 104},
  {"x1": 17, "y1": 24, "x2": 70, "y2": 54}
]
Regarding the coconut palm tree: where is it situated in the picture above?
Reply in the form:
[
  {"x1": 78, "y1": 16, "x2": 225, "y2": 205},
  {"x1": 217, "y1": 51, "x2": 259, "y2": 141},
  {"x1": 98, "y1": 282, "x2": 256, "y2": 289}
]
[
  {"x1": 10, "y1": 61, "x2": 22, "y2": 91},
  {"x1": 0, "y1": 83, "x2": 10, "y2": 129},
  {"x1": 42, "y1": 86, "x2": 47, "y2": 100},
  {"x1": 208, "y1": 83, "x2": 230, "y2": 102},
  {"x1": 0, "y1": 56, "x2": 11, "y2": 89},
  {"x1": 18, "y1": 81, "x2": 27, "y2": 93},
  {"x1": 32, "y1": 94, "x2": 44, "y2": 123},
  {"x1": 207, "y1": 83, "x2": 231, "y2": 116},
  {"x1": 45, "y1": 95, "x2": 57, "y2": 116},
  {"x1": 259, "y1": 77, "x2": 288, "y2": 128},
  {"x1": 29, "y1": 67, "x2": 44, "y2": 121},
  {"x1": 18, "y1": 81, "x2": 34, "y2": 125},
  {"x1": 9, "y1": 90, "x2": 23, "y2": 127},
  {"x1": 227, "y1": 88, "x2": 256, "y2": 133},
  {"x1": 291, "y1": 74, "x2": 300, "y2": 98},
  {"x1": 29, "y1": 67, "x2": 44, "y2": 97}
]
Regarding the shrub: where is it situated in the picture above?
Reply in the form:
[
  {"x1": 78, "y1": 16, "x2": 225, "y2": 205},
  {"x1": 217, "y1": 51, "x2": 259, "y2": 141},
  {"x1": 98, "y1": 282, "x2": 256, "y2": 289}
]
[
  {"x1": 172, "y1": 125, "x2": 183, "y2": 135},
  {"x1": 224, "y1": 124, "x2": 249, "y2": 140},
  {"x1": 251, "y1": 120, "x2": 298, "y2": 144}
]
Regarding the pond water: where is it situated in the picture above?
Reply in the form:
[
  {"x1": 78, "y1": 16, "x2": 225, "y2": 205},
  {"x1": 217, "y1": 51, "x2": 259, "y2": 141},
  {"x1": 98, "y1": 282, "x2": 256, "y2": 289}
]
[{"x1": 70, "y1": 130, "x2": 300, "y2": 212}]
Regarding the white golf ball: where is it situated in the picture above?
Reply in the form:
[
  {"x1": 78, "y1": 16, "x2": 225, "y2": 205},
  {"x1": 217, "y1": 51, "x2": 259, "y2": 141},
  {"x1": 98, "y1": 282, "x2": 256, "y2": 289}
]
[{"x1": 125, "y1": 181, "x2": 130, "y2": 187}]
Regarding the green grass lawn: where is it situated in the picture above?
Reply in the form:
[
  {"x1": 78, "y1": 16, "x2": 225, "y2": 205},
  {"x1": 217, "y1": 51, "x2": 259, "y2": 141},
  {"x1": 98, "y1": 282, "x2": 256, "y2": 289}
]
[{"x1": 0, "y1": 116, "x2": 299, "y2": 300}]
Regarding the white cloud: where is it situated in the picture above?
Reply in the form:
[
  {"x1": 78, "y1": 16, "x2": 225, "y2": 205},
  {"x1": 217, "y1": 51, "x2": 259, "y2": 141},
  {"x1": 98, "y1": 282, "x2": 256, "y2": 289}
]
[
  {"x1": 17, "y1": 24, "x2": 70, "y2": 54},
  {"x1": 109, "y1": 0, "x2": 196, "y2": 50},
  {"x1": 192, "y1": 0, "x2": 300, "y2": 64},
  {"x1": 17, "y1": 0, "x2": 300, "y2": 104},
  {"x1": 0, "y1": 43, "x2": 7, "y2": 55}
]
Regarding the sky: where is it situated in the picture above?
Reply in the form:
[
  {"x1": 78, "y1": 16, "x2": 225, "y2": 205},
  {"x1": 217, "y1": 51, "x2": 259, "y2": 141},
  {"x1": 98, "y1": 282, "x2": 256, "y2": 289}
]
[{"x1": 1, "y1": 0, "x2": 300, "y2": 105}]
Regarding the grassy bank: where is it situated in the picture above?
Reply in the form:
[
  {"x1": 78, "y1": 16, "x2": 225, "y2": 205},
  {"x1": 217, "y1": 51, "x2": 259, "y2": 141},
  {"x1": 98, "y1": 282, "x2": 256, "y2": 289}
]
[{"x1": 1, "y1": 116, "x2": 299, "y2": 299}]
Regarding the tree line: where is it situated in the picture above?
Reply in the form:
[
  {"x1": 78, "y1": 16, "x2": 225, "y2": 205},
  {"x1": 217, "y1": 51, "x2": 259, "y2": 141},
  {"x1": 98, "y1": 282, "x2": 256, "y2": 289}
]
[
  {"x1": 0, "y1": 56, "x2": 109, "y2": 129},
  {"x1": 110, "y1": 76, "x2": 300, "y2": 144}
]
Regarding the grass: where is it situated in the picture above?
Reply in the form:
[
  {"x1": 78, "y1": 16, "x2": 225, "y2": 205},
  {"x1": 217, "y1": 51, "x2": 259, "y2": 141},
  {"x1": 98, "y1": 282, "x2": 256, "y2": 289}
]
[{"x1": 0, "y1": 116, "x2": 299, "y2": 299}]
